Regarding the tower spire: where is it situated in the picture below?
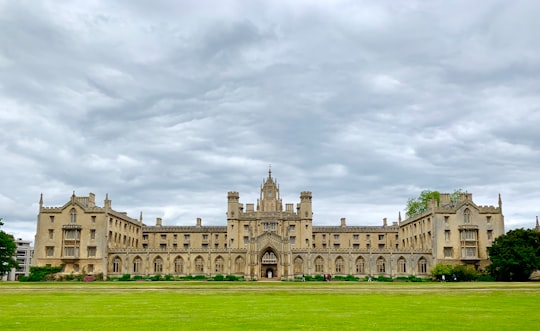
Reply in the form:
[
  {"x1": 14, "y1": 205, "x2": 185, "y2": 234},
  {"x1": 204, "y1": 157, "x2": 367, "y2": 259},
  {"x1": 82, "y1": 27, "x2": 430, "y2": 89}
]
[{"x1": 268, "y1": 164, "x2": 272, "y2": 178}]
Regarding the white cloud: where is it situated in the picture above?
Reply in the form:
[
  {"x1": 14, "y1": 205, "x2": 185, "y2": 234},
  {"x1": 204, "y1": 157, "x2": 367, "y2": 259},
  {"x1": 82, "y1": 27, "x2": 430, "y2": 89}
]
[{"x1": 1, "y1": 1, "x2": 539, "y2": 242}]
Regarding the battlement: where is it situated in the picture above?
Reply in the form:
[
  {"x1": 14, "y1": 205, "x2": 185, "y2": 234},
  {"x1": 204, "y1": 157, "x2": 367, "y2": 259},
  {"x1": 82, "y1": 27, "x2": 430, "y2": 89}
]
[{"x1": 227, "y1": 191, "x2": 240, "y2": 201}]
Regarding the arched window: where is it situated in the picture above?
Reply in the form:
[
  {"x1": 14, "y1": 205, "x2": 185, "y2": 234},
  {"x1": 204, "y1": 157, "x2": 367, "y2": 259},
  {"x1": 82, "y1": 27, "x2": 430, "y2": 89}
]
[
  {"x1": 70, "y1": 208, "x2": 77, "y2": 224},
  {"x1": 355, "y1": 257, "x2": 365, "y2": 274},
  {"x1": 154, "y1": 257, "x2": 163, "y2": 273},
  {"x1": 294, "y1": 256, "x2": 303, "y2": 274},
  {"x1": 235, "y1": 256, "x2": 245, "y2": 273},
  {"x1": 376, "y1": 257, "x2": 386, "y2": 274},
  {"x1": 398, "y1": 257, "x2": 407, "y2": 273},
  {"x1": 195, "y1": 256, "x2": 204, "y2": 273},
  {"x1": 315, "y1": 256, "x2": 324, "y2": 273},
  {"x1": 133, "y1": 256, "x2": 142, "y2": 273},
  {"x1": 464, "y1": 208, "x2": 470, "y2": 223},
  {"x1": 215, "y1": 256, "x2": 224, "y2": 273},
  {"x1": 335, "y1": 256, "x2": 344, "y2": 274},
  {"x1": 112, "y1": 257, "x2": 121, "y2": 273},
  {"x1": 262, "y1": 251, "x2": 277, "y2": 264},
  {"x1": 174, "y1": 257, "x2": 183, "y2": 274},
  {"x1": 418, "y1": 258, "x2": 427, "y2": 274}
]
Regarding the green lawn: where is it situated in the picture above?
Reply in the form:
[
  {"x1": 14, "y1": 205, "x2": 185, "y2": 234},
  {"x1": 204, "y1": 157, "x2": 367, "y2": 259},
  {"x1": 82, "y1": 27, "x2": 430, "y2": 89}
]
[{"x1": 1, "y1": 282, "x2": 539, "y2": 330}]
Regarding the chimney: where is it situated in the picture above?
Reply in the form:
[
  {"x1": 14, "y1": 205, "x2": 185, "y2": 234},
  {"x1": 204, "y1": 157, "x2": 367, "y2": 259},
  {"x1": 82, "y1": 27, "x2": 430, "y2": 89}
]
[
  {"x1": 340, "y1": 217, "x2": 346, "y2": 227},
  {"x1": 196, "y1": 217, "x2": 202, "y2": 227},
  {"x1": 88, "y1": 193, "x2": 95, "y2": 207},
  {"x1": 383, "y1": 218, "x2": 387, "y2": 227},
  {"x1": 156, "y1": 217, "x2": 162, "y2": 227}
]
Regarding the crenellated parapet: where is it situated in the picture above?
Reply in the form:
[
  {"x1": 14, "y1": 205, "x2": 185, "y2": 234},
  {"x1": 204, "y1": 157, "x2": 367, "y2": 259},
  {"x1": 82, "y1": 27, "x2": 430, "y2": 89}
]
[{"x1": 227, "y1": 191, "x2": 239, "y2": 201}]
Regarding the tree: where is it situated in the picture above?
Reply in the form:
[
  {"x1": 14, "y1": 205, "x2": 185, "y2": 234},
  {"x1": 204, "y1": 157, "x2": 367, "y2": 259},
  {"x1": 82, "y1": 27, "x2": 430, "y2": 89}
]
[
  {"x1": 405, "y1": 189, "x2": 465, "y2": 218},
  {"x1": 430, "y1": 263, "x2": 453, "y2": 281},
  {"x1": 0, "y1": 218, "x2": 19, "y2": 277},
  {"x1": 405, "y1": 190, "x2": 440, "y2": 218},
  {"x1": 488, "y1": 228, "x2": 540, "y2": 281}
]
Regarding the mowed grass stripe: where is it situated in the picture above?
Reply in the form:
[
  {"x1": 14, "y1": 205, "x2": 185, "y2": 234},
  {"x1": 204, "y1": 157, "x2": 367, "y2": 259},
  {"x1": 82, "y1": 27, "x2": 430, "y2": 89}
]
[{"x1": 1, "y1": 282, "x2": 539, "y2": 330}]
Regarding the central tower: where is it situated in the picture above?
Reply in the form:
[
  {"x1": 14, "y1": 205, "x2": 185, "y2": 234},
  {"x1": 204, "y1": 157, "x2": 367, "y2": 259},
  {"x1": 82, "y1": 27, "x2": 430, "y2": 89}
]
[{"x1": 259, "y1": 166, "x2": 282, "y2": 212}]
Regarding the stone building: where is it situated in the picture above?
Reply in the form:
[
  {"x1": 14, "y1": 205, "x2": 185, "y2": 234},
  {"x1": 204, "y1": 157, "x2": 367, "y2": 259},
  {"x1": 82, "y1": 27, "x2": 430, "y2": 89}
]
[{"x1": 33, "y1": 170, "x2": 504, "y2": 280}]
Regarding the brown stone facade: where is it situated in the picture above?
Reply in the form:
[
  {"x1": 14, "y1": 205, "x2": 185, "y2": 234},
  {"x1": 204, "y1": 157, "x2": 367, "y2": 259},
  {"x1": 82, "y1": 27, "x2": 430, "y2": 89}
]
[{"x1": 33, "y1": 172, "x2": 504, "y2": 279}]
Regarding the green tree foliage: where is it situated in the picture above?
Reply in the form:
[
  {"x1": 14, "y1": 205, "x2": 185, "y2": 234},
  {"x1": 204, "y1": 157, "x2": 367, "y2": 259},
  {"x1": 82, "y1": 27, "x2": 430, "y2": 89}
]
[
  {"x1": 430, "y1": 263, "x2": 453, "y2": 280},
  {"x1": 405, "y1": 191, "x2": 440, "y2": 218},
  {"x1": 488, "y1": 228, "x2": 540, "y2": 281},
  {"x1": 430, "y1": 263, "x2": 483, "y2": 281},
  {"x1": 405, "y1": 189, "x2": 465, "y2": 218},
  {"x1": 0, "y1": 218, "x2": 19, "y2": 277}
]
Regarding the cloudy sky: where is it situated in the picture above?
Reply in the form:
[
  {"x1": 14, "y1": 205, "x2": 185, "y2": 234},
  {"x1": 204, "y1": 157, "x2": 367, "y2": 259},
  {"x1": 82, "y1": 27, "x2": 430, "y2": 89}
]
[{"x1": 1, "y1": 0, "x2": 539, "y2": 241}]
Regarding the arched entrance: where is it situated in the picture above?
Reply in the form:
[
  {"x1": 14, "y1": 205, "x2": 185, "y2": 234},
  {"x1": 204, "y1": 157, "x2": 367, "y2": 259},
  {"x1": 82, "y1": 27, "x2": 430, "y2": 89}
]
[{"x1": 261, "y1": 249, "x2": 278, "y2": 279}]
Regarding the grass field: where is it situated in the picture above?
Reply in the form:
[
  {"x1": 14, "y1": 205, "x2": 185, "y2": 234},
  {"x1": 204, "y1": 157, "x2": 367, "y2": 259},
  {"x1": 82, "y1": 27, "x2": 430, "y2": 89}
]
[{"x1": 1, "y1": 282, "x2": 539, "y2": 330}]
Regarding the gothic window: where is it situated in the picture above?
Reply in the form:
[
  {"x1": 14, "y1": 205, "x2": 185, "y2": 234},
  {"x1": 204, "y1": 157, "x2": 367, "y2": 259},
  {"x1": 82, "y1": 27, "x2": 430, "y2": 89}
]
[
  {"x1": 70, "y1": 208, "x2": 77, "y2": 224},
  {"x1": 355, "y1": 257, "x2": 365, "y2": 274},
  {"x1": 215, "y1": 256, "x2": 224, "y2": 273},
  {"x1": 154, "y1": 257, "x2": 163, "y2": 273},
  {"x1": 418, "y1": 258, "x2": 427, "y2": 274},
  {"x1": 235, "y1": 256, "x2": 245, "y2": 273},
  {"x1": 195, "y1": 256, "x2": 204, "y2": 273},
  {"x1": 335, "y1": 257, "x2": 344, "y2": 274},
  {"x1": 113, "y1": 257, "x2": 121, "y2": 273},
  {"x1": 464, "y1": 209, "x2": 470, "y2": 223},
  {"x1": 376, "y1": 257, "x2": 386, "y2": 274},
  {"x1": 133, "y1": 256, "x2": 142, "y2": 273},
  {"x1": 174, "y1": 257, "x2": 184, "y2": 274},
  {"x1": 262, "y1": 251, "x2": 277, "y2": 264},
  {"x1": 398, "y1": 257, "x2": 406, "y2": 273},
  {"x1": 315, "y1": 256, "x2": 324, "y2": 273},
  {"x1": 294, "y1": 256, "x2": 303, "y2": 274}
]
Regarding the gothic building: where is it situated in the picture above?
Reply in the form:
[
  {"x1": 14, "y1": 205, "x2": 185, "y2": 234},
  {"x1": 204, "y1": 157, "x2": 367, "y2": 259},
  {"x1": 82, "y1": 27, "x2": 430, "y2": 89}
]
[{"x1": 33, "y1": 171, "x2": 505, "y2": 280}]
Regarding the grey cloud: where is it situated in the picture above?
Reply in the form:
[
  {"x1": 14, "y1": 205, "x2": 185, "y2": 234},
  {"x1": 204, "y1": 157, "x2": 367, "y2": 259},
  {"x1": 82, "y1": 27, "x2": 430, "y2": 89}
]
[{"x1": 1, "y1": 1, "x2": 540, "y2": 241}]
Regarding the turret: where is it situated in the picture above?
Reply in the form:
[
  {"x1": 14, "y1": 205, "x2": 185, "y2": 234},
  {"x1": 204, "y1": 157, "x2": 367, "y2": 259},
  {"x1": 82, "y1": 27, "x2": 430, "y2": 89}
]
[
  {"x1": 227, "y1": 191, "x2": 240, "y2": 220},
  {"x1": 260, "y1": 168, "x2": 281, "y2": 212},
  {"x1": 299, "y1": 191, "x2": 312, "y2": 220}
]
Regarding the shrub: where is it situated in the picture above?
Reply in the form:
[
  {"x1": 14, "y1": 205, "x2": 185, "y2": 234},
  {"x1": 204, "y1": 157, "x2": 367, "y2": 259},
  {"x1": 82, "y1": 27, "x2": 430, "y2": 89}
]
[
  {"x1": 431, "y1": 263, "x2": 454, "y2": 281},
  {"x1": 225, "y1": 275, "x2": 243, "y2": 281},
  {"x1": 120, "y1": 274, "x2": 132, "y2": 281},
  {"x1": 453, "y1": 265, "x2": 478, "y2": 281},
  {"x1": 375, "y1": 275, "x2": 393, "y2": 282},
  {"x1": 20, "y1": 266, "x2": 63, "y2": 282},
  {"x1": 83, "y1": 275, "x2": 96, "y2": 282},
  {"x1": 314, "y1": 274, "x2": 325, "y2": 281},
  {"x1": 213, "y1": 274, "x2": 225, "y2": 281},
  {"x1": 150, "y1": 274, "x2": 162, "y2": 281}
]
